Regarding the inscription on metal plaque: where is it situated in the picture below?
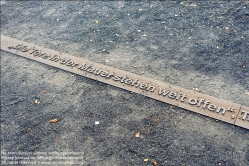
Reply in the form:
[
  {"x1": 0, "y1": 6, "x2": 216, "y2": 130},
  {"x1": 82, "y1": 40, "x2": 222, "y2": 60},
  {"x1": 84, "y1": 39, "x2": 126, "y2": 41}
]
[{"x1": 1, "y1": 35, "x2": 248, "y2": 130}]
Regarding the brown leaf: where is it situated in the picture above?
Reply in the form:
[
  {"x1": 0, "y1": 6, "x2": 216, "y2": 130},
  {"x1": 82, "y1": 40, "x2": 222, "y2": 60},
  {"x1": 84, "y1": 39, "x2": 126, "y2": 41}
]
[{"x1": 152, "y1": 161, "x2": 158, "y2": 165}]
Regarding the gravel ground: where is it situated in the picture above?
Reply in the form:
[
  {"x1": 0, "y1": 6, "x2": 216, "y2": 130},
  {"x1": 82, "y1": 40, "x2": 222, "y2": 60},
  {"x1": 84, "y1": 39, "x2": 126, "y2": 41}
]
[{"x1": 1, "y1": 1, "x2": 249, "y2": 166}]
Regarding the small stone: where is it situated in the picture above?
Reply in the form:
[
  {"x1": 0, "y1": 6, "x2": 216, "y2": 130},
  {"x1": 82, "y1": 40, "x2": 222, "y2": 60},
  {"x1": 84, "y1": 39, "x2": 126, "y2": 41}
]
[
  {"x1": 144, "y1": 158, "x2": 149, "y2": 162},
  {"x1": 27, "y1": 128, "x2": 32, "y2": 132},
  {"x1": 95, "y1": 121, "x2": 99, "y2": 125},
  {"x1": 189, "y1": 4, "x2": 197, "y2": 7},
  {"x1": 34, "y1": 99, "x2": 40, "y2": 105},
  {"x1": 49, "y1": 119, "x2": 58, "y2": 123},
  {"x1": 193, "y1": 87, "x2": 200, "y2": 92},
  {"x1": 135, "y1": 132, "x2": 140, "y2": 138},
  {"x1": 102, "y1": 49, "x2": 109, "y2": 53},
  {"x1": 142, "y1": 34, "x2": 147, "y2": 37},
  {"x1": 41, "y1": 90, "x2": 47, "y2": 94},
  {"x1": 170, "y1": 105, "x2": 176, "y2": 109}
]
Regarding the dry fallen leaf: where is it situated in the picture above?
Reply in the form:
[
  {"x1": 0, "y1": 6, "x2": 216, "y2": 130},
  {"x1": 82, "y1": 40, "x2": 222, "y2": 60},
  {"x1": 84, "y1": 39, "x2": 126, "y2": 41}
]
[
  {"x1": 152, "y1": 161, "x2": 158, "y2": 165},
  {"x1": 55, "y1": 139, "x2": 59, "y2": 143},
  {"x1": 49, "y1": 119, "x2": 58, "y2": 123},
  {"x1": 95, "y1": 20, "x2": 99, "y2": 24},
  {"x1": 135, "y1": 132, "x2": 140, "y2": 138}
]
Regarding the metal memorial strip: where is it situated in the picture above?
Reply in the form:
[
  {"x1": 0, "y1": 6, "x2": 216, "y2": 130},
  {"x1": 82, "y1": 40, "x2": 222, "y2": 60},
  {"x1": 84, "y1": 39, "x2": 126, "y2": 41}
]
[{"x1": 1, "y1": 35, "x2": 248, "y2": 129}]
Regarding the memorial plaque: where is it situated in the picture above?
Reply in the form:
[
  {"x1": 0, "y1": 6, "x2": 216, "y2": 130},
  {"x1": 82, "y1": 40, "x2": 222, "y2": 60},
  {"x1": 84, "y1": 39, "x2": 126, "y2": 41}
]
[{"x1": 1, "y1": 35, "x2": 248, "y2": 130}]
